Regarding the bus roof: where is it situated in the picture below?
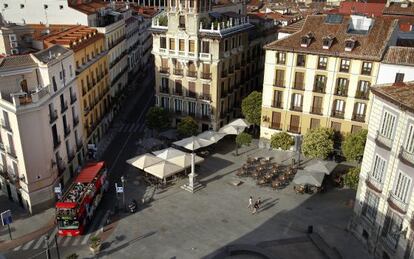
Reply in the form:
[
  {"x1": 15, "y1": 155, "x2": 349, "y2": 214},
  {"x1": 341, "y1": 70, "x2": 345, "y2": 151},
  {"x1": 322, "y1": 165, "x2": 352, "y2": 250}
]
[{"x1": 75, "y1": 162, "x2": 105, "y2": 183}]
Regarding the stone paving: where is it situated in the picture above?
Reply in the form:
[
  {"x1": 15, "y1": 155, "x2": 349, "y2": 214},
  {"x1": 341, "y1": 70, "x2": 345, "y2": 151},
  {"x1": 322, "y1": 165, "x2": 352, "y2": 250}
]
[{"x1": 90, "y1": 138, "x2": 371, "y2": 259}]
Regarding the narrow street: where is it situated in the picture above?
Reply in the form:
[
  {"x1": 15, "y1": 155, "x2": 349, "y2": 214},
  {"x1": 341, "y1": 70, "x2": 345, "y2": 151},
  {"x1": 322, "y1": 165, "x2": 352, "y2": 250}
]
[{"x1": 3, "y1": 69, "x2": 155, "y2": 259}]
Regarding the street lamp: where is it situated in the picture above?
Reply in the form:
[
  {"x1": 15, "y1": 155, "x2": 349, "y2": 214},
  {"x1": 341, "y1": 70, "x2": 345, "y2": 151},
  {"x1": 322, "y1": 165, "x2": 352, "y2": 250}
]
[{"x1": 121, "y1": 176, "x2": 126, "y2": 211}]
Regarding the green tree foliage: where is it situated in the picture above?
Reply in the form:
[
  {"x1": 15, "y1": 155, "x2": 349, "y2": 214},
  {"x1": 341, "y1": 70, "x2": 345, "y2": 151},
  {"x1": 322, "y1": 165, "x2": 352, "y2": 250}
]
[
  {"x1": 270, "y1": 132, "x2": 294, "y2": 150},
  {"x1": 177, "y1": 116, "x2": 199, "y2": 137},
  {"x1": 145, "y1": 107, "x2": 170, "y2": 131},
  {"x1": 66, "y1": 254, "x2": 79, "y2": 259},
  {"x1": 241, "y1": 91, "x2": 262, "y2": 126},
  {"x1": 236, "y1": 132, "x2": 252, "y2": 147},
  {"x1": 342, "y1": 129, "x2": 368, "y2": 163},
  {"x1": 344, "y1": 167, "x2": 361, "y2": 190},
  {"x1": 302, "y1": 128, "x2": 334, "y2": 159}
]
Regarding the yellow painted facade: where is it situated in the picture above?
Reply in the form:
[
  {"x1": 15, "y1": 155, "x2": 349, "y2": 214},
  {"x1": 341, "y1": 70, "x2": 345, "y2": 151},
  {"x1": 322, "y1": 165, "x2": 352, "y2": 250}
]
[{"x1": 260, "y1": 50, "x2": 377, "y2": 140}]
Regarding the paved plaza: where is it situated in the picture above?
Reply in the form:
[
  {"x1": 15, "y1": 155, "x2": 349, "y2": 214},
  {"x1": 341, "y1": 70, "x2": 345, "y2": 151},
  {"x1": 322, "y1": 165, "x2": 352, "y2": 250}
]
[{"x1": 91, "y1": 138, "x2": 371, "y2": 259}]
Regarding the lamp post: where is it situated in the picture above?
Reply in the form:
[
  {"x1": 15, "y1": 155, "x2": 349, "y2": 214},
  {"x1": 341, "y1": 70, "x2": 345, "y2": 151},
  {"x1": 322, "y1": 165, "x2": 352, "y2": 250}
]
[
  {"x1": 121, "y1": 176, "x2": 126, "y2": 211},
  {"x1": 44, "y1": 235, "x2": 51, "y2": 259}
]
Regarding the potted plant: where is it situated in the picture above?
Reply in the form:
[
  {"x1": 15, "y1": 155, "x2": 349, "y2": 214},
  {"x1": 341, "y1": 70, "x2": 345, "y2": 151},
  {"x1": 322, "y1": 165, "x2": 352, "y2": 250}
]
[{"x1": 89, "y1": 236, "x2": 101, "y2": 254}]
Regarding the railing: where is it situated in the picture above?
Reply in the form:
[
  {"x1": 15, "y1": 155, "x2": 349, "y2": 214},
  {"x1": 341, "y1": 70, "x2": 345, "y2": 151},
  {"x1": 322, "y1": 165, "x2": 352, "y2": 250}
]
[
  {"x1": 173, "y1": 90, "x2": 183, "y2": 96},
  {"x1": 187, "y1": 71, "x2": 197, "y2": 78},
  {"x1": 352, "y1": 113, "x2": 365, "y2": 122},
  {"x1": 274, "y1": 80, "x2": 285, "y2": 88},
  {"x1": 187, "y1": 92, "x2": 196, "y2": 98},
  {"x1": 159, "y1": 67, "x2": 169, "y2": 74},
  {"x1": 375, "y1": 131, "x2": 393, "y2": 150},
  {"x1": 201, "y1": 73, "x2": 211, "y2": 80},
  {"x1": 271, "y1": 101, "x2": 283, "y2": 109},
  {"x1": 173, "y1": 69, "x2": 183, "y2": 76},
  {"x1": 310, "y1": 106, "x2": 323, "y2": 115},
  {"x1": 199, "y1": 94, "x2": 211, "y2": 101},
  {"x1": 334, "y1": 87, "x2": 348, "y2": 97},
  {"x1": 290, "y1": 105, "x2": 303, "y2": 112},
  {"x1": 355, "y1": 91, "x2": 369, "y2": 100},
  {"x1": 160, "y1": 87, "x2": 169, "y2": 94},
  {"x1": 1, "y1": 119, "x2": 12, "y2": 132},
  {"x1": 293, "y1": 83, "x2": 304, "y2": 90},
  {"x1": 70, "y1": 93, "x2": 77, "y2": 104},
  {"x1": 49, "y1": 109, "x2": 58, "y2": 124},
  {"x1": 399, "y1": 146, "x2": 414, "y2": 166},
  {"x1": 61, "y1": 101, "x2": 68, "y2": 114},
  {"x1": 331, "y1": 110, "x2": 345, "y2": 119},
  {"x1": 388, "y1": 190, "x2": 408, "y2": 214},
  {"x1": 313, "y1": 83, "x2": 326, "y2": 93},
  {"x1": 108, "y1": 36, "x2": 126, "y2": 50},
  {"x1": 64, "y1": 126, "x2": 71, "y2": 138},
  {"x1": 269, "y1": 122, "x2": 282, "y2": 130},
  {"x1": 287, "y1": 125, "x2": 301, "y2": 134},
  {"x1": 365, "y1": 174, "x2": 383, "y2": 193},
  {"x1": 53, "y1": 136, "x2": 61, "y2": 149}
]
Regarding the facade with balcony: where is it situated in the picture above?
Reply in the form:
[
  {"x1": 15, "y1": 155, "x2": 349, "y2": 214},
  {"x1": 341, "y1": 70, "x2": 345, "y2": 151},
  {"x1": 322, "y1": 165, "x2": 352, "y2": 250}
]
[
  {"x1": 0, "y1": 45, "x2": 83, "y2": 213},
  {"x1": 350, "y1": 81, "x2": 414, "y2": 259},
  {"x1": 259, "y1": 14, "x2": 397, "y2": 146},
  {"x1": 150, "y1": 0, "x2": 269, "y2": 130}
]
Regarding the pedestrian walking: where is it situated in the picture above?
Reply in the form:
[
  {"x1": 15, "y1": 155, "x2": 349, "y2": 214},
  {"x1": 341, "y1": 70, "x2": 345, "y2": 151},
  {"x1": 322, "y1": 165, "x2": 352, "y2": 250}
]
[
  {"x1": 252, "y1": 200, "x2": 259, "y2": 215},
  {"x1": 247, "y1": 196, "x2": 253, "y2": 211},
  {"x1": 257, "y1": 197, "x2": 262, "y2": 208}
]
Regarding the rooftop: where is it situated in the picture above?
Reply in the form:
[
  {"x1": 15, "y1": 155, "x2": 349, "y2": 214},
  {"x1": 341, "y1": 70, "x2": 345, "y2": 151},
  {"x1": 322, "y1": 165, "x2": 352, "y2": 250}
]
[
  {"x1": 383, "y1": 46, "x2": 414, "y2": 66},
  {"x1": 371, "y1": 81, "x2": 414, "y2": 113},
  {"x1": 0, "y1": 55, "x2": 36, "y2": 71},
  {"x1": 68, "y1": 0, "x2": 108, "y2": 15},
  {"x1": 33, "y1": 45, "x2": 71, "y2": 64},
  {"x1": 335, "y1": 2, "x2": 385, "y2": 17},
  {"x1": 278, "y1": 19, "x2": 305, "y2": 34},
  {"x1": 383, "y1": 2, "x2": 414, "y2": 16},
  {"x1": 265, "y1": 14, "x2": 398, "y2": 61}
]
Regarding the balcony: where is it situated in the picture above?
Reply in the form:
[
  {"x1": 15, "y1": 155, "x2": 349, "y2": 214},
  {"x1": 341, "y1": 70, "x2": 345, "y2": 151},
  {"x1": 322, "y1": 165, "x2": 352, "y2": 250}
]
[
  {"x1": 375, "y1": 131, "x2": 392, "y2": 150},
  {"x1": 159, "y1": 67, "x2": 169, "y2": 74},
  {"x1": 173, "y1": 69, "x2": 183, "y2": 76},
  {"x1": 399, "y1": 146, "x2": 414, "y2": 166},
  {"x1": 365, "y1": 174, "x2": 383, "y2": 193},
  {"x1": 173, "y1": 90, "x2": 183, "y2": 96},
  {"x1": 352, "y1": 113, "x2": 365, "y2": 122},
  {"x1": 274, "y1": 80, "x2": 285, "y2": 88},
  {"x1": 6, "y1": 146, "x2": 17, "y2": 159},
  {"x1": 199, "y1": 94, "x2": 211, "y2": 101},
  {"x1": 290, "y1": 105, "x2": 303, "y2": 112},
  {"x1": 313, "y1": 84, "x2": 326, "y2": 94},
  {"x1": 160, "y1": 87, "x2": 169, "y2": 94},
  {"x1": 293, "y1": 83, "x2": 304, "y2": 90},
  {"x1": 1, "y1": 120, "x2": 12, "y2": 132},
  {"x1": 331, "y1": 110, "x2": 345, "y2": 119},
  {"x1": 334, "y1": 87, "x2": 348, "y2": 97},
  {"x1": 271, "y1": 101, "x2": 283, "y2": 109},
  {"x1": 201, "y1": 73, "x2": 211, "y2": 80},
  {"x1": 388, "y1": 191, "x2": 408, "y2": 214},
  {"x1": 287, "y1": 125, "x2": 301, "y2": 134},
  {"x1": 310, "y1": 106, "x2": 323, "y2": 115},
  {"x1": 64, "y1": 126, "x2": 71, "y2": 138},
  {"x1": 221, "y1": 70, "x2": 228, "y2": 78},
  {"x1": 73, "y1": 116, "x2": 79, "y2": 127},
  {"x1": 61, "y1": 101, "x2": 68, "y2": 114},
  {"x1": 355, "y1": 91, "x2": 369, "y2": 100},
  {"x1": 49, "y1": 110, "x2": 59, "y2": 124},
  {"x1": 269, "y1": 122, "x2": 282, "y2": 130},
  {"x1": 70, "y1": 93, "x2": 77, "y2": 104},
  {"x1": 187, "y1": 71, "x2": 197, "y2": 78},
  {"x1": 53, "y1": 136, "x2": 61, "y2": 149},
  {"x1": 187, "y1": 92, "x2": 196, "y2": 99}
]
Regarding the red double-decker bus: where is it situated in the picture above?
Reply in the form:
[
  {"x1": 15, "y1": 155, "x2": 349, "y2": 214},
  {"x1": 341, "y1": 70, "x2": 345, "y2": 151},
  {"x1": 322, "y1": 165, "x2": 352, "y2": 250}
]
[{"x1": 56, "y1": 161, "x2": 108, "y2": 236}]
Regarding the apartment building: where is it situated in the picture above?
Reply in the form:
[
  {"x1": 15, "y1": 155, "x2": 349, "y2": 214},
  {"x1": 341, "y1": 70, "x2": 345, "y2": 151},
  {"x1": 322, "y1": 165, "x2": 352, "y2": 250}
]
[
  {"x1": 0, "y1": 45, "x2": 82, "y2": 213},
  {"x1": 151, "y1": 0, "x2": 268, "y2": 130},
  {"x1": 34, "y1": 25, "x2": 111, "y2": 149},
  {"x1": 0, "y1": 22, "x2": 35, "y2": 56},
  {"x1": 259, "y1": 14, "x2": 398, "y2": 145},
  {"x1": 378, "y1": 47, "x2": 414, "y2": 85},
  {"x1": 350, "y1": 81, "x2": 414, "y2": 259}
]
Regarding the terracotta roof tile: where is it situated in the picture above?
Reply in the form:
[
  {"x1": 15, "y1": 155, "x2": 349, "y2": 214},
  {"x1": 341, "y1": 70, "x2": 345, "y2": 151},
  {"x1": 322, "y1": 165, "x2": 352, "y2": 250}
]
[
  {"x1": 337, "y1": 2, "x2": 385, "y2": 17},
  {"x1": 371, "y1": 81, "x2": 414, "y2": 112},
  {"x1": 0, "y1": 55, "x2": 36, "y2": 71},
  {"x1": 265, "y1": 15, "x2": 398, "y2": 61},
  {"x1": 278, "y1": 19, "x2": 305, "y2": 33},
  {"x1": 383, "y1": 46, "x2": 414, "y2": 66},
  {"x1": 383, "y1": 2, "x2": 414, "y2": 16}
]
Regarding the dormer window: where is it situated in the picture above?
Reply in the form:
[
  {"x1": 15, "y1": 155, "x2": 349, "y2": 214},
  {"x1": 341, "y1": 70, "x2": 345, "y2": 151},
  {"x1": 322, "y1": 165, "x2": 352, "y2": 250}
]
[
  {"x1": 301, "y1": 32, "x2": 314, "y2": 48},
  {"x1": 345, "y1": 37, "x2": 356, "y2": 52},
  {"x1": 322, "y1": 35, "x2": 335, "y2": 50}
]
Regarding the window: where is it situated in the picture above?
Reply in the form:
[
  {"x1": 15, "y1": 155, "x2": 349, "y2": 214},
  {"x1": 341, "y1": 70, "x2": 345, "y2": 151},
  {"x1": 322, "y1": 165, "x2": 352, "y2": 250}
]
[
  {"x1": 224, "y1": 40, "x2": 229, "y2": 52},
  {"x1": 160, "y1": 37, "x2": 167, "y2": 49},
  {"x1": 331, "y1": 121, "x2": 341, "y2": 132},
  {"x1": 175, "y1": 80, "x2": 182, "y2": 95},
  {"x1": 310, "y1": 118, "x2": 320, "y2": 129},
  {"x1": 340, "y1": 59, "x2": 350, "y2": 72},
  {"x1": 353, "y1": 102, "x2": 366, "y2": 122},
  {"x1": 356, "y1": 80, "x2": 370, "y2": 99},
  {"x1": 291, "y1": 93, "x2": 303, "y2": 110},
  {"x1": 382, "y1": 210, "x2": 403, "y2": 249},
  {"x1": 189, "y1": 40, "x2": 195, "y2": 53},
  {"x1": 272, "y1": 90, "x2": 283, "y2": 108},
  {"x1": 371, "y1": 155, "x2": 386, "y2": 183},
  {"x1": 52, "y1": 76, "x2": 57, "y2": 91},
  {"x1": 179, "y1": 15, "x2": 185, "y2": 28},
  {"x1": 169, "y1": 38, "x2": 175, "y2": 50},
  {"x1": 296, "y1": 54, "x2": 306, "y2": 67},
  {"x1": 335, "y1": 78, "x2": 349, "y2": 96},
  {"x1": 380, "y1": 111, "x2": 396, "y2": 139},
  {"x1": 361, "y1": 62, "x2": 372, "y2": 75},
  {"x1": 294, "y1": 72, "x2": 304, "y2": 90},
  {"x1": 271, "y1": 111, "x2": 281, "y2": 129},
  {"x1": 69, "y1": 65, "x2": 73, "y2": 77},
  {"x1": 174, "y1": 99, "x2": 183, "y2": 112},
  {"x1": 318, "y1": 56, "x2": 328, "y2": 70},
  {"x1": 362, "y1": 191, "x2": 379, "y2": 223},
  {"x1": 274, "y1": 70, "x2": 285, "y2": 87},
  {"x1": 393, "y1": 171, "x2": 412, "y2": 203},
  {"x1": 179, "y1": 39, "x2": 185, "y2": 52},
  {"x1": 313, "y1": 75, "x2": 327, "y2": 93},
  {"x1": 201, "y1": 103, "x2": 210, "y2": 116},
  {"x1": 395, "y1": 73, "x2": 405, "y2": 83},
  {"x1": 188, "y1": 82, "x2": 196, "y2": 98},
  {"x1": 345, "y1": 39, "x2": 356, "y2": 51},
  {"x1": 311, "y1": 96, "x2": 323, "y2": 114},
  {"x1": 201, "y1": 41, "x2": 209, "y2": 53},
  {"x1": 332, "y1": 100, "x2": 345, "y2": 118},
  {"x1": 404, "y1": 124, "x2": 414, "y2": 153},
  {"x1": 188, "y1": 102, "x2": 196, "y2": 115},
  {"x1": 276, "y1": 52, "x2": 286, "y2": 64},
  {"x1": 351, "y1": 125, "x2": 362, "y2": 134}
]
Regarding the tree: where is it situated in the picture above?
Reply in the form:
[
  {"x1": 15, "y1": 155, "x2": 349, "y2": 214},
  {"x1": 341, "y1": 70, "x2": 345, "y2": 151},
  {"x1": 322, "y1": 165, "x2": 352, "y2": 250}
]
[
  {"x1": 270, "y1": 132, "x2": 294, "y2": 150},
  {"x1": 302, "y1": 128, "x2": 334, "y2": 159},
  {"x1": 241, "y1": 91, "x2": 262, "y2": 131},
  {"x1": 145, "y1": 107, "x2": 170, "y2": 133},
  {"x1": 344, "y1": 167, "x2": 361, "y2": 190},
  {"x1": 235, "y1": 132, "x2": 252, "y2": 155},
  {"x1": 342, "y1": 129, "x2": 368, "y2": 163},
  {"x1": 177, "y1": 116, "x2": 198, "y2": 137}
]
